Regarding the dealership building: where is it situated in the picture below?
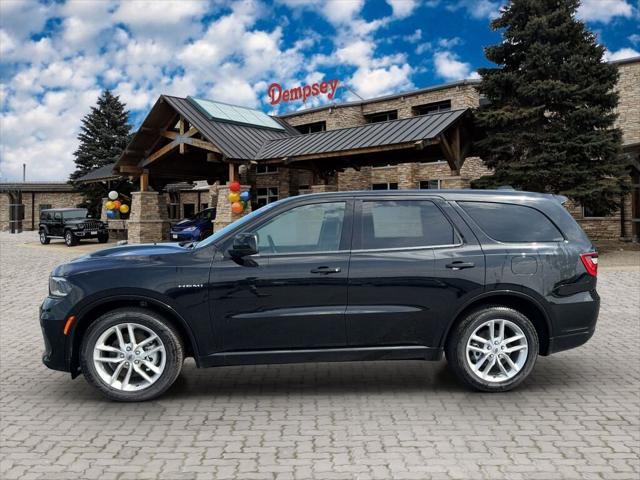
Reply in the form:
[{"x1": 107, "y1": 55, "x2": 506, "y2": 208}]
[{"x1": 1, "y1": 56, "x2": 638, "y2": 243}]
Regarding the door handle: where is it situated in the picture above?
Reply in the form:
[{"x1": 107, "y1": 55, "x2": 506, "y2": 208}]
[
  {"x1": 446, "y1": 261, "x2": 475, "y2": 270},
  {"x1": 310, "y1": 266, "x2": 341, "y2": 274}
]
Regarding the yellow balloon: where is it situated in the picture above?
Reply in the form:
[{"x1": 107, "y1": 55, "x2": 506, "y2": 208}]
[
  {"x1": 119, "y1": 204, "x2": 129, "y2": 214},
  {"x1": 105, "y1": 201, "x2": 115, "y2": 210},
  {"x1": 228, "y1": 192, "x2": 240, "y2": 203}
]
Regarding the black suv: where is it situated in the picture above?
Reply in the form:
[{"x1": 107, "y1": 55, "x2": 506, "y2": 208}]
[
  {"x1": 39, "y1": 208, "x2": 108, "y2": 247},
  {"x1": 40, "y1": 191, "x2": 600, "y2": 401}
]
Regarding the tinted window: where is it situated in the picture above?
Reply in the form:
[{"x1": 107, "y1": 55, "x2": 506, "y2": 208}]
[
  {"x1": 255, "y1": 202, "x2": 346, "y2": 254},
  {"x1": 459, "y1": 201, "x2": 563, "y2": 242},
  {"x1": 62, "y1": 209, "x2": 87, "y2": 220},
  {"x1": 360, "y1": 200, "x2": 456, "y2": 249}
]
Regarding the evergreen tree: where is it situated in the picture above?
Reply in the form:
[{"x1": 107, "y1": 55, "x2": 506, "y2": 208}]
[
  {"x1": 70, "y1": 90, "x2": 132, "y2": 215},
  {"x1": 473, "y1": 0, "x2": 628, "y2": 214}
]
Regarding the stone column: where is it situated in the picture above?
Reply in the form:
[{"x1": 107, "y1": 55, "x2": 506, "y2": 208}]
[
  {"x1": 398, "y1": 163, "x2": 418, "y2": 189},
  {"x1": 127, "y1": 191, "x2": 170, "y2": 243},
  {"x1": 214, "y1": 183, "x2": 252, "y2": 232},
  {"x1": 100, "y1": 198, "x2": 109, "y2": 221}
]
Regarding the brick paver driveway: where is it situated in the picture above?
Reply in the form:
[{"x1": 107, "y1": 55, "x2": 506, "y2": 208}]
[{"x1": 1, "y1": 232, "x2": 639, "y2": 480}]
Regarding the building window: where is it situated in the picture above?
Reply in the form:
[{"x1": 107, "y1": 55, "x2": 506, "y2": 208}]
[
  {"x1": 582, "y1": 204, "x2": 609, "y2": 218},
  {"x1": 183, "y1": 203, "x2": 196, "y2": 219},
  {"x1": 371, "y1": 182, "x2": 398, "y2": 190},
  {"x1": 168, "y1": 191, "x2": 180, "y2": 219},
  {"x1": 257, "y1": 187, "x2": 279, "y2": 207},
  {"x1": 413, "y1": 100, "x2": 451, "y2": 116},
  {"x1": 39, "y1": 204, "x2": 52, "y2": 215},
  {"x1": 200, "y1": 203, "x2": 208, "y2": 210},
  {"x1": 419, "y1": 179, "x2": 441, "y2": 189},
  {"x1": 295, "y1": 121, "x2": 326, "y2": 134},
  {"x1": 365, "y1": 110, "x2": 398, "y2": 123},
  {"x1": 256, "y1": 164, "x2": 279, "y2": 174}
]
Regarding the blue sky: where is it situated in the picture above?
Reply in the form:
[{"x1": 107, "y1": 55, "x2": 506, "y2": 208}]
[{"x1": 1, "y1": 0, "x2": 638, "y2": 181}]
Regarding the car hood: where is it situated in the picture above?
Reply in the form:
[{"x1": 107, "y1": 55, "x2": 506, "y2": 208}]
[{"x1": 52, "y1": 242, "x2": 190, "y2": 276}]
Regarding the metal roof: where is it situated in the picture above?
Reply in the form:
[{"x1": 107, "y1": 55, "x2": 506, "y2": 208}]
[
  {"x1": 0, "y1": 182, "x2": 76, "y2": 193},
  {"x1": 162, "y1": 96, "x2": 298, "y2": 159},
  {"x1": 75, "y1": 163, "x2": 118, "y2": 183},
  {"x1": 256, "y1": 108, "x2": 468, "y2": 160}
]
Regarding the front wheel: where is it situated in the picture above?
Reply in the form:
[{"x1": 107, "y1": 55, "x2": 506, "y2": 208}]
[
  {"x1": 64, "y1": 230, "x2": 78, "y2": 247},
  {"x1": 445, "y1": 306, "x2": 538, "y2": 392},
  {"x1": 98, "y1": 232, "x2": 109, "y2": 243},
  {"x1": 80, "y1": 308, "x2": 184, "y2": 401}
]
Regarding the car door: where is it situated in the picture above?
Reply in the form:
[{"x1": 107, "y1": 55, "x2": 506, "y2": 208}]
[
  {"x1": 208, "y1": 198, "x2": 353, "y2": 352},
  {"x1": 52, "y1": 211, "x2": 63, "y2": 236},
  {"x1": 346, "y1": 196, "x2": 485, "y2": 349}
]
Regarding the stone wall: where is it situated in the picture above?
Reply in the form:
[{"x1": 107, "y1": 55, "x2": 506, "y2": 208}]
[
  {"x1": 127, "y1": 191, "x2": 171, "y2": 244},
  {"x1": 615, "y1": 59, "x2": 640, "y2": 147},
  {"x1": 0, "y1": 191, "x2": 83, "y2": 232}
]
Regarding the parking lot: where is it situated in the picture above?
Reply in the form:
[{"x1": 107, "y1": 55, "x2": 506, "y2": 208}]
[{"x1": 1, "y1": 231, "x2": 638, "y2": 480}]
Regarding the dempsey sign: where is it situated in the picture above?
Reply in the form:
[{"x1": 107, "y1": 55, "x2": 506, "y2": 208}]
[{"x1": 268, "y1": 79, "x2": 340, "y2": 105}]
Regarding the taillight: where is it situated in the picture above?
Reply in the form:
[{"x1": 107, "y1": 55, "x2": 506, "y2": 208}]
[{"x1": 580, "y1": 252, "x2": 598, "y2": 277}]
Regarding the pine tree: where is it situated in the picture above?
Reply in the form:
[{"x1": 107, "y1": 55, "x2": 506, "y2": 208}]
[
  {"x1": 70, "y1": 90, "x2": 132, "y2": 215},
  {"x1": 472, "y1": 0, "x2": 628, "y2": 214}
]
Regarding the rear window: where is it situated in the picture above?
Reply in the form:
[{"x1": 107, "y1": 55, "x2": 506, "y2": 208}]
[{"x1": 459, "y1": 201, "x2": 563, "y2": 242}]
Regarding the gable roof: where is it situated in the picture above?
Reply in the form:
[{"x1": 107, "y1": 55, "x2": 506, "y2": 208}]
[
  {"x1": 75, "y1": 163, "x2": 118, "y2": 183},
  {"x1": 256, "y1": 108, "x2": 468, "y2": 160}
]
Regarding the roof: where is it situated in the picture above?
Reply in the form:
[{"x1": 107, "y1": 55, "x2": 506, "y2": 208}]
[
  {"x1": 608, "y1": 55, "x2": 640, "y2": 66},
  {"x1": 0, "y1": 182, "x2": 76, "y2": 193},
  {"x1": 277, "y1": 79, "x2": 480, "y2": 118},
  {"x1": 162, "y1": 96, "x2": 298, "y2": 159},
  {"x1": 75, "y1": 163, "x2": 118, "y2": 183},
  {"x1": 257, "y1": 108, "x2": 468, "y2": 160}
]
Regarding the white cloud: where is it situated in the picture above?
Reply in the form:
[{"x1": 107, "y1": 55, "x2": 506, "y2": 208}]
[
  {"x1": 350, "y1": 64, "x2": 413, "y2": 98},
  {"x1": 386, "y1": 0, "x2": 419, "y2": 19},
  {"x1": 403, "y1": 28, "x2": 422, "y2": 43},
  {"x1": 577, "y1": 0, "x2": 634, "y2": 24},
  {"x1": 604, "y1": 47, "x2": 640, "y2": 61},
  {"x1": 277, "y1": 0, "x2": 365, "y2": 25},
  {"x1": 433, "y1": 51, "x2": 478, "y2": 81},
  {"x1": 443, "y1": 0, "x2": 504, "y2": 20},
  {"x1": 629, "y1": 34, "x2": 640, "y2": 45}
]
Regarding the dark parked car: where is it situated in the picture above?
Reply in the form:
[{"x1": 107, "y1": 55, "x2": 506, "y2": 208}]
[
  {"x1": 39, "y1": 208, "x2": 108, "y2": 247},
  {"x1": 169, "y1": 207, "x2": 216, "y2": 241},
  {"x1": 40, "y1": 190, "x2": 599, "y2": 401}
]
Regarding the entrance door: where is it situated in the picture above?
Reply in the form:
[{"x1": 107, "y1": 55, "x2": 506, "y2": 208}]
[
  {"x1": 209, "y1": 199, "x2": 353, "y2": 352},
  {"x1": 346, "y1": 197, "x2": 485, "y2": 349}
]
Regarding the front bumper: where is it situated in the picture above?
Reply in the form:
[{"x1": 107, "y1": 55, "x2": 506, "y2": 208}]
[
  {"x1": 72, "y1": 228, "x2": 107, "y2": 239},
  {"x1": 40, "y1": 297, "x2": 71, "y2": 372}
]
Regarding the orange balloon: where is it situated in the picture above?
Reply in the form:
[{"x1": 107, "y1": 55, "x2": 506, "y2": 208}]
[
  {"x1": 113, "y1": 200, "x2": 121, "y2": 209},
  {"x1": 231, "y1": 201, "x2": 244, "y2": 214},
  {"x1": 229, "y1": 181, "x2": 241, "y2": 192}
]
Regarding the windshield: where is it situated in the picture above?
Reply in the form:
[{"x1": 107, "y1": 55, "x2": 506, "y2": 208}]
[
  {"x1": 195, "y1": 200, "x2": 283, "y2": 249},
  {"x1": 62, "y1": 209, "x2": 88, "y2": 220}
]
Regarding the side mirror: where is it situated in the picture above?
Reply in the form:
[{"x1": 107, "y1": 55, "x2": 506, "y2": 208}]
[{"x1": 229, "y1": 233, "x2": 258, "y2": 257}]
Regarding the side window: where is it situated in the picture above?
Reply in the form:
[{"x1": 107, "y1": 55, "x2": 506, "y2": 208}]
[
  {"x1": 459, "y1": 201, "x2": 563, "y2": 242},
  {"x1": 360, "y1": 200, "x2": 457, "y2": 249},
  {"x1": 53, "y1": 212, "x2": 62, "y2": 221},
  {"x1": 254, "y1": 202, "x2": 346, "y2": 254}
]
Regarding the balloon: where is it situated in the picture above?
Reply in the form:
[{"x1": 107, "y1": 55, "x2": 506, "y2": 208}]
[
  {"x1": 240, "y1": 191, "x2": 250, "y2": 202},
  {"x1": 106, "y1": 210, "x2": 116, "y2": 219},
  {"x1": 105, "y1": 201, "x2": 115, "y2": 210},
  {"x1": 108, "y1": 191, "x2": 118, "y2": 200},
  {"x1": 229, "y1": 181, "x2": 241, "y2": 192},
  {"x1": 231, "y1": 202, "x2": 244, "y2": 214},
  {"x1": 119, "y1": 204, "x2": 129, "y2": 214},
  {"x1": 113, "y1": 200, "x2": 122, "y2": 210},
  {"x1": 228, "y1": 192, "x2": 240, "y2": 203}
]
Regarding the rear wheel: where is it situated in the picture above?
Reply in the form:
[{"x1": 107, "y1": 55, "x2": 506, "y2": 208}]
[
  {"x1": 445, "y1": 306, "x2": 538, "y2": 392},
  {"x1": 39, "y1": 229, "x2": 50, "y2": 244},
  {"x1": 80, "y1": 308, "x2": 184, "y2": 402},
  {"x1": 64, "y1": 230, "x2": 78, "y2": 247}
]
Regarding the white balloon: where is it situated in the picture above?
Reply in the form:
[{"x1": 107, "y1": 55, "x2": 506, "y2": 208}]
[{"x1": 108, "y1": 191, "x2": 118, "y2": 200}]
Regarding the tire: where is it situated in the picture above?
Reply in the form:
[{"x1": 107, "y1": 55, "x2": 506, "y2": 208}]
[
  {"x1": 64, "y1": 230, "x2": 78, "y2": 247},
  {"x1": 445, "y1": 306, "x2": 538, "y2": 392},
  {"x1": 39, "y1": 229, "x2": 50, "y2": 245},
  {"x1": 80, "y1": 308, "x2": 184, "y2": 402},
  {"x1": 98, "y1": 232, "x2": 109, "y2": 243}
]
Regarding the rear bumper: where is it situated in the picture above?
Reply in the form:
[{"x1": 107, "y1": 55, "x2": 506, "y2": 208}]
[{"x1": 545, "y1": 289, "x2": 600, "y2": 355}]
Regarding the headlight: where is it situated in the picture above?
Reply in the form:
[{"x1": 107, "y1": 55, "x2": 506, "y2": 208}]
[
  {"x1": 75, "y1": 224, "x2": 84, "y2": 229},
  {"x1": 183, "y1": 226, "x2": 197, "y2": 232},
  {"x1": 49, "y1": 276, "x2": 72, "y2": 297}
]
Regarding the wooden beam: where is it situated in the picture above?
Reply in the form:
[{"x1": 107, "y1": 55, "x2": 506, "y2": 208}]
[
  {"x1": 140, "y1": 140, "x2": 179, "y2": 168},
  {"x1": 228, "y1": 163, "x2": 237, "y2": 182},
  {"x1": 179, "y1": 117, "x2": 185, "y2": 154},
  {"x1": 439, "y1": 133, "x2": 459, "y2": 172},
  {"x1": 182, "y1": 137, "x2": 222, "y2": 154},
  {"x1": 140, "y1": 170, "x2": 149, "y2": 192},
  {"x1": 118, "y1": 165, "x2": 143, "y2": 174}
]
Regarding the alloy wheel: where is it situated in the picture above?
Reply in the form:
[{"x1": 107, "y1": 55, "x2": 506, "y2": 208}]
[
  {"x1": 465, "y1": 319, "x2": 528, "y2": 383},
  {"x1": 92, "y1": 322, "x2": 166, "y2": 391}
]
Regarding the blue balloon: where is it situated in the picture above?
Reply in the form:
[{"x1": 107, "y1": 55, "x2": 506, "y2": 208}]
[
  {"x1": 240, "y1": 191, "x2": 250, "y2": 202},
  {"x1": 106, "y1": 210, "x2": 116, "y2": 219}
]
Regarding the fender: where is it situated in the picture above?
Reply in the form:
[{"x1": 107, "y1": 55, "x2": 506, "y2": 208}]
[
  {"x1": 438, "y1": 287, "x2": 553, "y2": 349},
  {"x1": 67, "y1": 289, "x2": 201, "y2": 373}
]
